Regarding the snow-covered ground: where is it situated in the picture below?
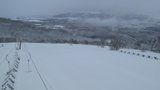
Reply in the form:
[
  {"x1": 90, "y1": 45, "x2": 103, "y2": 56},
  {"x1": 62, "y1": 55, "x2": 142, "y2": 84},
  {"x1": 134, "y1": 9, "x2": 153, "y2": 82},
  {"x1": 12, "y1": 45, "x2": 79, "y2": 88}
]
[{"x1": 0, "y1": 43, "x2": 160, "y2": 90}]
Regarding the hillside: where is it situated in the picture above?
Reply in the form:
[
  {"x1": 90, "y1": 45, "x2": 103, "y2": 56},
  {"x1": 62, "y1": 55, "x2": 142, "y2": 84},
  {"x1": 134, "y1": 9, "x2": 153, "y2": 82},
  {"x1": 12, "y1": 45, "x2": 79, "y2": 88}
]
[
  {"x1": 0, "y1": 12, "x2": 160, "y2": 52},
  {"x1": 0, "y1": 18, "x2": 76, "y2": 42}
]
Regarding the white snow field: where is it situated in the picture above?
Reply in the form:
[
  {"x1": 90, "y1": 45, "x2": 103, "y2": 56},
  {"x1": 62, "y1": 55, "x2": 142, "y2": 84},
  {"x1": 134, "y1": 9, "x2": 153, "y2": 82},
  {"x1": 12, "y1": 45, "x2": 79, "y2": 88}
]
[{"x1": 0, "y1": 43, "x2": 160, "y2": 90}]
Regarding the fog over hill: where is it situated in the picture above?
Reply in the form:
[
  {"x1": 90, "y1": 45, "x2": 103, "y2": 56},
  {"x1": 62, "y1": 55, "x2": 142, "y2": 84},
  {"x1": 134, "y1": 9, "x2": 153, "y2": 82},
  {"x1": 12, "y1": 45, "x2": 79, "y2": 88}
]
[{"x1": 0, "y1": 12, "x2": 160, "y2": 52}]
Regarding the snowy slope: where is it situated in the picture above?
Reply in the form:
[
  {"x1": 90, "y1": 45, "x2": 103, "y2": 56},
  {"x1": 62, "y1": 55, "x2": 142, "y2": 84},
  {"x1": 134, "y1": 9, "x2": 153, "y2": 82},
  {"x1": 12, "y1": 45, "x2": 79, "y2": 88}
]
[{"x1": 1, "y1": 43, "x2": 160, "y2": 90}]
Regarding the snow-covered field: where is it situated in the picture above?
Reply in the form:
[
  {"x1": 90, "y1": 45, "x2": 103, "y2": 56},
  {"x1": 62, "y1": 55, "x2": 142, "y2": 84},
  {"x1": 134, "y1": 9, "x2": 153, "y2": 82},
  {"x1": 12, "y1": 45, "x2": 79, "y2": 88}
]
[{"x1": 0, "y1": 43, "x2": 160, "y2": 90}]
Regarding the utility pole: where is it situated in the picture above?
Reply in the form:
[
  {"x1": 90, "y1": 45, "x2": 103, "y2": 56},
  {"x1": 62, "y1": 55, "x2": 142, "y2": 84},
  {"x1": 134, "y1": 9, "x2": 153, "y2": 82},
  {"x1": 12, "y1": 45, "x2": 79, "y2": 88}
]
[
  {"x1": 27, "y1": 59, "x2": 31, "y2": 72},
  {"x1": 19, "y1": 39, "x2": 22, "y2": 50},
  {"x1": 17, "y1": 37, "x2": 22, "y2": 50}
]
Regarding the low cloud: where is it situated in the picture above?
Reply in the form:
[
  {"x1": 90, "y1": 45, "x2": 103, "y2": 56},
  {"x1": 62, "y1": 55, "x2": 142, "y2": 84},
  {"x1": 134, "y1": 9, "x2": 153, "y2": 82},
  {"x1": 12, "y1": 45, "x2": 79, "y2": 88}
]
[{"x1": 0, "y1": 0, "x2": 160, "y2": 18}]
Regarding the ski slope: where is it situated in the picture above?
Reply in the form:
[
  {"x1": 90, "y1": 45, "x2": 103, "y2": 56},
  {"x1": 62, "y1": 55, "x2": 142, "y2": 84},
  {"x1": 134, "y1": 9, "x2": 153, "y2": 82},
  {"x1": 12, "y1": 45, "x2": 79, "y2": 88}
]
[{"x1": 1, "y1": 43, "x2": 160, "y2": 90}]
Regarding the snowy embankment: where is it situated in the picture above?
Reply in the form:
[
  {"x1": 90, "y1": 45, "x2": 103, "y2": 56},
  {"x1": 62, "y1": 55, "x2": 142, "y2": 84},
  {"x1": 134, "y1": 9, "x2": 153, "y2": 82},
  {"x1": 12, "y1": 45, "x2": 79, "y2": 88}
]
[{"x1": 0, "y1": 43, "x2": 160, "y2": 90}]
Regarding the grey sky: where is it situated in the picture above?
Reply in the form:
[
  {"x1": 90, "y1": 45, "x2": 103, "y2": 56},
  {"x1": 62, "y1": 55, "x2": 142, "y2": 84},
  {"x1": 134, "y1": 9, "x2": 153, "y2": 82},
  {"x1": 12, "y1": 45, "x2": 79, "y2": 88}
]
[{"x1": 0, "y1": 0, "x2": 160, "y2": 18}]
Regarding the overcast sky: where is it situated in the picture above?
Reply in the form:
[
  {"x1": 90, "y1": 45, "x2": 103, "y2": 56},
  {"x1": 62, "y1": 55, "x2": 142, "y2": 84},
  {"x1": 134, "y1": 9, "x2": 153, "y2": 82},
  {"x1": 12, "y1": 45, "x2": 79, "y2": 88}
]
[{"x1": 0, "y1": 0, "x2": 160, "y2": 18}]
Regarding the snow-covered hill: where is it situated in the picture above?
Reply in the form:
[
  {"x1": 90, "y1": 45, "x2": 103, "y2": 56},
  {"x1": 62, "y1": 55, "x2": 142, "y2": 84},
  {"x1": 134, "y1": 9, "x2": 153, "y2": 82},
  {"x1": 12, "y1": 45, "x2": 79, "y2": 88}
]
[
  {"x1": 0, "y1": 43, "x2": 160, "y2": 90},
  {"x1": 1, "y1": 13, "x2": 160, "y2": 53},
  {"x1": 54, "y1": 12, "x2": 160, "y2": 29}
]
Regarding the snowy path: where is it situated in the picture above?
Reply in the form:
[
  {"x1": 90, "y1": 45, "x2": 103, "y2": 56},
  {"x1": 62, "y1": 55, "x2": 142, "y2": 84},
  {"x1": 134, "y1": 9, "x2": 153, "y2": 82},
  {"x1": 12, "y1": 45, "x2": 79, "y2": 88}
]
[
  {"x1": 1, "y1": 43, "x2": 160, "y2": 90},
  {"x1": 15, "y1": 43, "x2": 160, "y2": 90}
]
